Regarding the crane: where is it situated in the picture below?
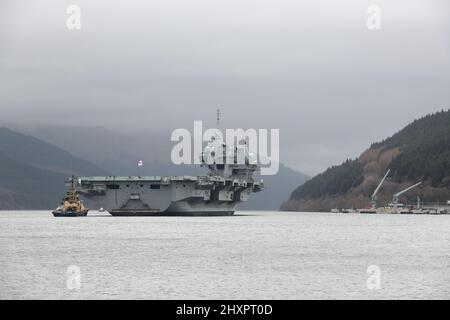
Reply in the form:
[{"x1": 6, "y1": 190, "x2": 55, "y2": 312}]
[
  {"x1": 392, "y1": 181, "x2": 422, "y2": 209},
  {"x1": 370, "y1": 169, "x2": 390, "y2": 209}
]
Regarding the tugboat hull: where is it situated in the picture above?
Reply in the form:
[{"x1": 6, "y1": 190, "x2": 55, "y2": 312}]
[{"x1": 52, "y1": 210, "x2": 89, "y2": 217}]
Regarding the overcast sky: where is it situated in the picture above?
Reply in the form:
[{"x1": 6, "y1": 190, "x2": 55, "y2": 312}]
[{"x1": 0, "y1": 0, "x2": 449, "y2": 175}]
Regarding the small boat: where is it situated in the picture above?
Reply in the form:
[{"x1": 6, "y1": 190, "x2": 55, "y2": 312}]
[
  {"x1": 99, "y1": 207, "x2": 105, "y2": 212},
  {"x1": 52, "y1": 176, "x2": 89, "y2": 217},
  {"x1": 358, "y1": 208, "x2": 377, "y2": 214}
]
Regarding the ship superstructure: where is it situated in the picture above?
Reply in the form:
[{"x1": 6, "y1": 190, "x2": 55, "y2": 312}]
[{"x1": 75, "y1": 136, "x2": 263, "y2": 216}]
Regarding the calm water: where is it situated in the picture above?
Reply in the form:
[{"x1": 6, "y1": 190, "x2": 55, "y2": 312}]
[{"x1": 0, "y1": 211, "x2": 449, "y2": 300}]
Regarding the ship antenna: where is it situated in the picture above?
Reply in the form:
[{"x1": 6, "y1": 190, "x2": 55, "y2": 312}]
[
  {"x1": 216, "y1": 108, "x2": 220, "y2": 131},
  {"x1": 215, "y1": 108, "x2": 222, "y2": 141}
]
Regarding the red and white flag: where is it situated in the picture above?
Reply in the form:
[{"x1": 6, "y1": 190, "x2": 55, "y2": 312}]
[{"x1": 137, "y1": 160, "x2": 143, "y2": 167}]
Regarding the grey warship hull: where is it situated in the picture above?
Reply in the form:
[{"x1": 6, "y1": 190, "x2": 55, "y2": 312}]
[{"x1": 76, "y1": 174, "x2": 262, "y2": 216}]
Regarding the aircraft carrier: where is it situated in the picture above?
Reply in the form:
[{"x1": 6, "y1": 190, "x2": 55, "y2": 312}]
[{"x1": 74, "y1": 137, "x2": 264, "y2": 216}]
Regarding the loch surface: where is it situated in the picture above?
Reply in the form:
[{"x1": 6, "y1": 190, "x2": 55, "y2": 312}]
[{"x1": 1, "y1": 211, "x2": 449, "y2": 299}]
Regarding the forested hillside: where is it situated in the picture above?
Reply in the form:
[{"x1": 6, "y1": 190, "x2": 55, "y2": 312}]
[{"x1": 281, "y1": 110, "x2": 450, "y2": 212}]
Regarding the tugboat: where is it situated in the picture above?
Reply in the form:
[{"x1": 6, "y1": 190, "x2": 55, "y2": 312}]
[{"x1": 52, "y1": 176, "x2": 89, "y2": 217}]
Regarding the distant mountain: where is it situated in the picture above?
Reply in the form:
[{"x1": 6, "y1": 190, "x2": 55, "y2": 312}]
[
  {"x1": 281, "y1": 110, "x2": 450, "y2": 212},
  {"x1": 239, "y1": 164, "x2": 309, "y2": 210},
  {"x1": 0, "y1": 127, "x2": 107, "y2": 209},
  {"x1": 0, "y1": 152, "x2": 65, "y2": 209},
  {"x1": 21, "y1": 126, "x2": 181, "y2": 175},
  {"x1": 24, "y1": 125, "x2": 310, "y2": 210},
  {"x1": 0, "y1": 128, "x2": 107, "y2": 176}
]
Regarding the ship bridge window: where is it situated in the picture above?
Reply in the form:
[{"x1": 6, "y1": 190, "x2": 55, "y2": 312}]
[
  {"x1": 150, "y1": 184, "x2": 160, "y2": 189},
  {"x1": 107, "y1": 184, "x2": 120, "y2": 189}
]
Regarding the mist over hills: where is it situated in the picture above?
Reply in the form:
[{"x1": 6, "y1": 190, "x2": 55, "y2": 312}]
[
  {"x1": 27, "y1": 126, "x2": 309, "y2": 210},
  {"x1": 281, "y1": 110, "x2": 450, "y2": 212},
  {"x1": 239, "y1": 163, "x2": 309, "y2": 210},
  {"x1": 1, "y1": 126, "x2": 309, "y2": 210},
  {"x1": 20, "y1": 126, "x2": 177, "y2": 176}
]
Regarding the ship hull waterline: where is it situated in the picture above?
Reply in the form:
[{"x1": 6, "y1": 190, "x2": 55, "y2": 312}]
[{"x1": 108, "y1": 210, "x2": 235, "y2": 216}]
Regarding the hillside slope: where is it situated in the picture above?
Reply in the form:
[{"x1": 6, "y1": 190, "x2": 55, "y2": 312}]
[
  {"x1": 0, "y1": 152, "x2": 66, "y2": 209},
  {"x1": 0, "y1": 128, "x2": 107, "y2": 176},
  {"x1": 281, "y1": 110, "x2": 450, "y2": 212},
  {"x1": 0, "y1": 128, "x2": 107, "y2": 209}
]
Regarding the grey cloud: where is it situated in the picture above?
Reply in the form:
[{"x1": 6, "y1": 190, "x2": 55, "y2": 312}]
[{"x1": 0, "y1": 0, "x2": 448, "y2": 175}]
